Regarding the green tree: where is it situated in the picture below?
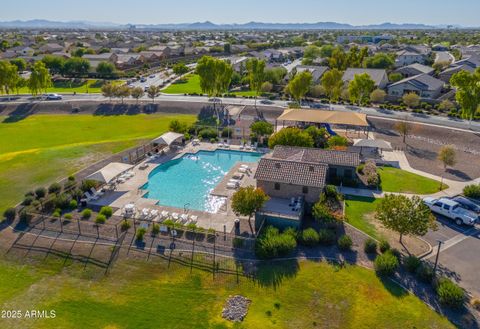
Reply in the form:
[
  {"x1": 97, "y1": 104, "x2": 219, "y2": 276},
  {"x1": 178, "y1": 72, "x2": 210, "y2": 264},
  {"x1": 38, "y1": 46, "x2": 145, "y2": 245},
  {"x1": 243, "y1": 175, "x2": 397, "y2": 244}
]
[
  {"x1": 438, "y1": 145, "x2": 456, "y2": 188},
  {"x1": 250, "y1": 121, "x2": 273, "y2": 145},
  {"x1": 348, "y1": 73, "x2": 375, "y2": 105},
  {"x1": 246, "y1": 58, "x2": 266, "y2": 110},
  {"x1": 364, "y1": 53, "x2": 395, "y2": 69},
  {"x1": 130, "y1": 87, "x2": 144, "y2": 104},
  {"x1": 370, "y1": 89, "x2": 386, "y2": 103},
  {"x1": 96, "y1": 61, "x2": 116, "y2": 78},
  {"x1": 328, "y1": 46, "x2": 348, "y2": 70},
  {"x1": 172, "y1": 62, "x2": 189, "y2": 76},
  {"x1": 27, "y1": 61, "x2": 52, "y2": 96},
  {"x1": 147, "y1": 85, "x2": 161, "y2": 103},
  {"x1": 101, "y1": 82, "x2": 116, "y2": 101},
  {"x1": 231, "y1": 186, "x2": 269, "y2": 234},
  {"x1": 303, "y1": 45, "x2": 321, "y2": 62},
  {"x1": 268, "y1": 127, "x2": 314, "y2": 149},
  {"x1": 0, "y1": 61, "x2": 19, "y2": 98},
  {"x1": 388, "y1": 72, "x2": 403, "y2": 83},
  {"x1": 9, "y1": 58, "x2": 27, "y2": 71},
  {"x1": 321, "y1": 68, "x2": 344, "y2": 103},
  {"x1": 320, "y1": 44, "x2": 334, "y2": 58},
  {"x1": 63, "y1": 57, "x2": 90, "y2": 78},
  {"x1": 394, "y1": 119, "x2": 410, "y2": 144},
  {"x1": 42, "y1": 55, "x2": 65, "y2": 75},
  {"x1": 450, "y1": 68, "x2": 480, "y2": 123},
  {"x1": 402, "y1": 93, "x2": 420, "y2": 109},
  {"x1": 375, "y1": 194, "x2": 435, "y2": 245},
  {"x1": 286, "y1": 71, "x2": 312, "y2": 104},
  {"x1": 113, "y1": 84, "x2": 130, "y2": 103}
]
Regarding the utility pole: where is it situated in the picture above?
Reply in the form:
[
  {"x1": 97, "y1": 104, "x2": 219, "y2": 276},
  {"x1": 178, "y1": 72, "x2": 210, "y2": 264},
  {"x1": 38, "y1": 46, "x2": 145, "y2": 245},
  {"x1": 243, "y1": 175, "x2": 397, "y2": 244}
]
[{"x1": 433, "y1": 240, "x2": 443, "y2": 276}]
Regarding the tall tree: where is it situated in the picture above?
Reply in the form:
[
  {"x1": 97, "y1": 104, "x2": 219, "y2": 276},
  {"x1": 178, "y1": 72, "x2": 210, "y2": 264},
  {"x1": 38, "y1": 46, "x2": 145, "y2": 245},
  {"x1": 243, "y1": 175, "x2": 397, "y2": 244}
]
[
  {"x1": 450, "y1": 68, "x2": 480, "y2": 124},
  {"x1": 438, "y1": 145, "x2": 456, "y2": 188},
  {"x1": 364, "y1": 53, "x2": 395, "y2": 69},
  {"x1": 246, "y1": 58, "x2": 266, "y2": 111},
  {"x1": 375, "y1": 194, "x2": 435, "y2": 246},
  {"x1": 0, "y1": 61, "x2": 19, "y2": 98},
  {"x1": 63, "y1": 57, "x2": 90, "y2": 78},
  {"x1": 348, "y1": 73, "x2": 375, "y2": 105},
  {"x1": 147, "y1": 85, "x2": 161, "y2": 103},
  {"x1": 101, "y1": 82, "x2": 116, "y2": 101},
  {"x1": 9, "y1": 58, "x2": 27, "y2": 71},
  {"x1": 27, "y1": 61, "x2": 52, "y2": 96},
  {"x1": 41, "y1": 55, "x2": 65, "y2": 75},
  {"x1": 113, "y1": 84, "x2": 131, "y2": 104},
  {"x1": 328, "y1": 46, "x2": 347, "y2": 70},
  {"x1": 321, "y1": 68, "x2": 344, "y2": 103},
  {"x1": 130, "y1": 87, "x2": 145, "y2": 104},
  {"x1": 394, "y1": 119, "x2": 411, "y2": 144},
  {"x1": 172, "y1": 62, "x2": 189, "y2": 76},
  {"x1": 286, "y1": 71, "x2": 312, "y2": 104},
  {"x1": 402, "y1": 93, "x2": 420, "y2": 109},
  {"x1": 96, "y1": 61, "x2": 116, "y2": 78},
  {"x1": 268, "y1": 127, "x2": 314, "y2": 149},
  {"x1": 231, "y1": 186, "x2": 269, "y2": 234}
]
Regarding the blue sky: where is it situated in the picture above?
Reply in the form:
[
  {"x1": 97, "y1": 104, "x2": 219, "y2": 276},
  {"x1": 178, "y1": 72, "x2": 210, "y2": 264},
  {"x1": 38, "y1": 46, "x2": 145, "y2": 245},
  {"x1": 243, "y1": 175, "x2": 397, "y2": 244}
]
[{"x1": 2, "y1": 0, "x2": 479, "y2": 26}]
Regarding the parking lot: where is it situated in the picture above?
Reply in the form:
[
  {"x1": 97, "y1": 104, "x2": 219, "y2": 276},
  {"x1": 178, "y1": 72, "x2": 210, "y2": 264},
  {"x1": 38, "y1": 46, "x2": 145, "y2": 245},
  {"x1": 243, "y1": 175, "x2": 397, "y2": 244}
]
[{"x1": 423, "y1": 215, "x2": 480, "y2": 297}]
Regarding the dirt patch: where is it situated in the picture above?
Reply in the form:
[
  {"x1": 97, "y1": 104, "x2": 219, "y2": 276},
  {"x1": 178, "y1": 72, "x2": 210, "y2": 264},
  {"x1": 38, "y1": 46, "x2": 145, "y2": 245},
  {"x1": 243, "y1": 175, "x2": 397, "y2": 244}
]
[
  {"x1": 364, "y1": 213, "x2": 431, "y2": 256},
  {"x1": 371, "y1": 118, "x2": 480, "y2": 181}
]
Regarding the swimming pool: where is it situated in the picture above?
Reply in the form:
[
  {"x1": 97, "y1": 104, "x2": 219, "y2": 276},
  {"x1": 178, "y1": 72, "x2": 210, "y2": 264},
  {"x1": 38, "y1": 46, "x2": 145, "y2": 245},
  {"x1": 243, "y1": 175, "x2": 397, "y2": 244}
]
[{"x1": 141, "y1": 149, "x2": 263, "y2": 212}]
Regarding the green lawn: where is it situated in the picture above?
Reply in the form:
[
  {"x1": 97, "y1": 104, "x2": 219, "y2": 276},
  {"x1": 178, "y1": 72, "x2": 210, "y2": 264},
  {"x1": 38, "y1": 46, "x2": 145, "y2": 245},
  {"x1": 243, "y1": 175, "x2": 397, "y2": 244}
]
[
  {"x1": 379, "y1": 167, "x2": 446, "y2": 194},
  {"x1": 162, "y1": 74, "x2": 203, "y2": 94},
  {"x1": 0, "y1": 257, "x2": 454, "y2": 329},
  {"x1": 1, "y1": 79, "x2": 124, "y2": 95},
  {"x1": 0, "y1": 114, "x2": 196, "y2": 214},
  {"x1": 345, "y1": 196, "x2": 381, "y2": 239}
]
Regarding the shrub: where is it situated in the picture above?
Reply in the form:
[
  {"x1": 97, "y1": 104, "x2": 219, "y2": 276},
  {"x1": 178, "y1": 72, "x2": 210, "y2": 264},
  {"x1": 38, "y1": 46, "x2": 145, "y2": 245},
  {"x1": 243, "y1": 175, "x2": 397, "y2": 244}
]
[
  {"x1": 364, "y1": 238, "x2": 377, "y2": 254},
  {"x1": 121, "y1": 220, "x2": 131, "y2": 231},
  {"x1": 163, "y1": 219, "x2": 175, "y2": 228},
  {"x1": 151, "y1": 223, "x2": 160, "y2": 235},
  {"x1": 390, "y1": 248, "x2": 402, "y2": 260},
  {"x1": 99, "y1": 206, "x2": 113, "y2": 218},
  {"x1": 356, "y1": 164, "x2": 365, "y2": 174},
  {"x1": 25, "y1": 191, "x2": 35, "y2": 197},
  {"x1": 255, "y1": 226, "x2": 297, "y2": 259},
  {"x1": 404, "y1": 255, "x2": 421, "y2": 273},
  {"x1": 363, "y1": 160, "x2": 379, "y2": 187},
  {"x1": 374, "y1": 251, "x2": 399, "y2": 276},
  {"x1": 463, "y1": 184, "x2": 480, "y2": 199},
  {"x1": 48, "y1": 182, "x2": 62, "y2": 194},
  {"x1": 312, "y1": 203, "x2": 336, "y2": 224},
  {"x1": 35, "y1": 187, "x2": 47, "y2": 198},
  {"x1": 52, "y1": 210, "x2": 61, "y2": 218},
  {"x1": 198, "y1": 128, "x2": 218, "y2": 140},
  {"x1": 436, "y1": 278, "x2": 465, "y2": 309},
  {"x1": 64, "y1": 213, "x2": 73, "y2": 220},
  {"x1": 136, "y1": 227, "x2": 147, "y2": 241},
  {"x1": 95, "y1": 214, "x2": 106, "y2": 224},
  {"x1": 69, "y1": 200, "x2": 78, "y2": 209},
  {"x1": 337, "y1": 235, "x2": 353, "y2": 250},
  {"x1": 55, "y1": 193, "x2": 72, "y2": 210},
  {"x1": 80, "y1": 180, "x2": 97, "y2": 193},
  {"x1": 379, "y1": 239, "x2": 390, "y2": 253},
  {"x1": 3, "y1": 207, "x2": 16, "y2": 221},
  {"x1": 221, "y1": 127, "x2": 233, "y2": 138},
  {"x1": 186, "y1": 222, "x2": 197, "y2": 231},
  {"x1": 327, "y1": 135, "x2": 349, "y2": 149},
  {"x1": 299, "y1": 228, "x2": 320, "y2": 246},
  {"x1": 81, "y1": 208, "x2": 92, "y2": 220},
  {"x1": 22, "y1": 196, "x2": 34, "y2": 206},
  {"x1": 416, "y1": 263, "x2": 434, "y2": 283},
  {"x1": 42, "y1": 198, "x2": 56, "y2": 212},
  {"x1": 318, "y1": 229, "x2": 336, "y2": 245}
]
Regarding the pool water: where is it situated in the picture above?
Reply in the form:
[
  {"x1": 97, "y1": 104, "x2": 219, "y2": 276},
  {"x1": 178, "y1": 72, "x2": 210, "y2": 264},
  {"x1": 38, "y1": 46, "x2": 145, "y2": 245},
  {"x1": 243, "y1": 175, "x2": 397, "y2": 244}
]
[{"x1": 142, "y1": 150, "x2": 262, "y2": 212}]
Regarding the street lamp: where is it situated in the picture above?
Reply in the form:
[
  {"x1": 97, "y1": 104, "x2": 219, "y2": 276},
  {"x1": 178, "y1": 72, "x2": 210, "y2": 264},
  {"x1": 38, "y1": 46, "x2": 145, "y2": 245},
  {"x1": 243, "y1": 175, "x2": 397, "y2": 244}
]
[{"x1": 433, "y1": 240, "x2": 443, "y2": 276}]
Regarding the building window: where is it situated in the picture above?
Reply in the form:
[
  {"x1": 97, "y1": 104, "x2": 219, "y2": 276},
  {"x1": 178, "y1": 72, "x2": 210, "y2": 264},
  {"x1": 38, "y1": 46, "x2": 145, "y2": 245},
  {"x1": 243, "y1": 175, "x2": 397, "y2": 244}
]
[
  {"x1": 345, "y1": 169, "x2": 353, "y2": 179},
  {"x1": 274, "y1": 183, "x2": 280, "y2": 190},
  {"x1": 302, "y1": 186, "x2": 309, "y2": 194}
]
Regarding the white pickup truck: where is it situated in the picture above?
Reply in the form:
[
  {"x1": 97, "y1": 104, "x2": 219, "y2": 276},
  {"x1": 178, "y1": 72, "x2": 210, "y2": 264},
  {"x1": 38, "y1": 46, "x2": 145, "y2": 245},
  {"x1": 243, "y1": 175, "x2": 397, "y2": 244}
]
[{"x1": 423, "y1": 197, "x2": 477, "y2": 226}]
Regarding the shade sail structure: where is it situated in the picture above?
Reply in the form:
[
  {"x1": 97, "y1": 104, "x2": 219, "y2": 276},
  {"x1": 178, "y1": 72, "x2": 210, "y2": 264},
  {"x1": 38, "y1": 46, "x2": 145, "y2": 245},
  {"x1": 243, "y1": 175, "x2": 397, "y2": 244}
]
[
  {"x1": 152, "y1": 132, "x2": 184, "y2": 146},
  {"x1": 85, "y1": 162, "x2": 133, "y2": 184},
  {"x1": 277, "y1": 109, "x2": 369, "y2": 127},
  {"x1": 353, "y1": 139, "x2": 392, "y2": 150}
]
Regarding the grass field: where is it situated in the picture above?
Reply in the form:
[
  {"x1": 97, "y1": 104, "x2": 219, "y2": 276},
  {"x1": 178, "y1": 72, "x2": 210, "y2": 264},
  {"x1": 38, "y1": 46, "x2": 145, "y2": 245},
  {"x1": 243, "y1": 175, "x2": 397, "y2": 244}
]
[
  {"x1": 1, "y1": 80, "x2": 124, "y2": 95},
  {"x1": 0, "y1": 113, "x2": 196, "y2": 214},
  {"x1": 379, "y1": 167, "x2": 446, "y2": 194},
  {"x1": 162, "y1": 74, "x2": 203, "y2": 94},
  {"x1": 344, "y1": 196, "x2": 381, "y2": 239},
  {"x1": 0, "y1": 257, "x2": 454, "y2": 329}
]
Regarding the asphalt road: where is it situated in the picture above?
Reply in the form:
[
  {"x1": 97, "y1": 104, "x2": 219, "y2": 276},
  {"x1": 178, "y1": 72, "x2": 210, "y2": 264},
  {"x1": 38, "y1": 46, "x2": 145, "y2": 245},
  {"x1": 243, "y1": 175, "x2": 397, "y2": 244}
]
[{"x1": 424, "y1": 215, "x2": 480, "y2": 297}]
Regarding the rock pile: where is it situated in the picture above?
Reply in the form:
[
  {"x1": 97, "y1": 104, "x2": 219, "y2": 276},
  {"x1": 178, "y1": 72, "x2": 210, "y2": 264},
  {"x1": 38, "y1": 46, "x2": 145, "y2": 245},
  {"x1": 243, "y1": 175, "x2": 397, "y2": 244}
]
[{"x1": 222, "y1": 295, "x2": 251, "y2": 322}]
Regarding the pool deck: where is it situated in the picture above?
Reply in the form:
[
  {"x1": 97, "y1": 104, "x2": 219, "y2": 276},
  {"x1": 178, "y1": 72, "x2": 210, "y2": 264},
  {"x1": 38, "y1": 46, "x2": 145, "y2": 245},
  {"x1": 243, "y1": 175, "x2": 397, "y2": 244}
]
[{"x1": 88, "y1": 142, "x2": 265, "y2": 233}]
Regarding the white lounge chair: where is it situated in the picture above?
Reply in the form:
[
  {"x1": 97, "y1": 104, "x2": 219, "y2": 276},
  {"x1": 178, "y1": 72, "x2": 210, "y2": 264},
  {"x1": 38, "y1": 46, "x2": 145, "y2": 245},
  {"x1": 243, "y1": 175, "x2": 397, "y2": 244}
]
[
  {"x1": 90, "y1": 187, "x2": 104, "y2": 197},
  {"x1": 232, "y1": 172, "x2": 244, "y2": 180},
  {"x1": 189, "y1": 215, "x2": 198, "y2": 224},
  {"x1": 150, "y1": 209, "x2": 159, "y2": 220},
  {"x1": 180, "y1": 213, "x2": 189, "y2": 223},
  {"x1": 229, "y1": 178, "x2": 241, "y2": 184},
  {"x1": 172, "y1": 212, "x2": 179, "y2": 221},
  {"x1": 84, "y1": 191, "x2": 98, "y2": 200},
  {"x1": 239, "y1": 144, "x2": 245, "y2": 150},
  {"x1": 240, "y1": 164, "x2": 249, "y2": 169},
  {"x1": 161, "y1": 210, "x2": 169, "y2": 219},
  {"x1": 238, "y1": 167, "x2": 248, "y2": 173},
  {"x1": 226, "y1": 182, "x2": 239, "y2": 189}
]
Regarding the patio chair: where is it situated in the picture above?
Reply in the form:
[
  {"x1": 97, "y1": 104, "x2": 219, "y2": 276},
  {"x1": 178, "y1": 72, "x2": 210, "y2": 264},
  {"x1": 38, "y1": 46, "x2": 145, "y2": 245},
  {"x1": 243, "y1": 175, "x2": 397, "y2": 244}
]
[
  {"x1": 141, "y1": 208, "x2": 150, "y2": 219},
  {"x1": 150, "y1": 209, "x2": 159, "y2": 220},
  {"x1": 161, "y1": 210, "x2": 169, "y2": 219},
  {"x1": 238, "y1": 167, "x2": 248, "y2": 174},
  {"x1": 90, "y1": 187, "x2": 104, "y2": 197},
  {"x1": 84, "y1": 191, "x2": 98, "y2": 200},
  {"x1": 239, "y1": 144, "x2": 245, "y2": 150},
  {"x1": 189, "y1": 215, "x2": 198, "y2": 224},
  {"x1": 180, "y1": 213, "x2": 189, "y2": 223},
  {"x1": 232, "y1": 172, "x2": 244, "y2": 180},
  {"x1": 172, "y1": 212, "x2": 179, "y2": 221},
  {"x1": 226, "y1": 182, "x2": 239, "y2": 189}
]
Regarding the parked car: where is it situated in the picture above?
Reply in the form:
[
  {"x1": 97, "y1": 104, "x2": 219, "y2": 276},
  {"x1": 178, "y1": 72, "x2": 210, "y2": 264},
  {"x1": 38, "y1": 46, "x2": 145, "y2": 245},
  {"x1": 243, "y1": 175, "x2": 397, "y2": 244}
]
[
  {"x1": 452, "y1": 196, "x2": 480, "y2": 217},
  {"x1": 423, "y1": 197, "x2": 477, "y2": 226},
  {"x1": 140, "y1": 77, "x2": 147, "y2": 83},
  {"x1": 144, "y1": 85, "x2": 150, "y2": 92},
  {"x1": 44, "y1": 93, "x2": 62, "y2": 100},
  {"x1": 149, "y1": 74, "x2": 155, "y2": 78}
]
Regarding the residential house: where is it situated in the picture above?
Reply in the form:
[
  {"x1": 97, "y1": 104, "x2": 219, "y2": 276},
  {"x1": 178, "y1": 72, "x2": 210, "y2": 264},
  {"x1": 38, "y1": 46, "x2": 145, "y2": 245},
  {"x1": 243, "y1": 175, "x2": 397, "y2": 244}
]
[
  {"x1": 230, "y1": 56, "x2": 249, "y2": 73},
  {"x1": 452, "y1": 54, "x2": 480, "y2": 70},
  {"x1": 395, "y1": 45, "x2": 430, "y2": 67},
  {"x1": 342, "y1": 68, "x2": 389, "y2": 89},
  {"x1": 438, "y1": 64, "x2": 475, "y2": 83},
  {"x1": 394, "y1": 63, "x2": 434, "y2": 78},
  {"x1": 388, "y1": 73, "x2": 444, "y2": 99},
  {"x1": 39, "y1": 43, "x2": 64, "y2": 54},
  {"x1": 115, "y1": 53, "x2": 145, "y2": 68},
  {"x1": 290, "y1": 65, "x2": 329, "y2": 83}
]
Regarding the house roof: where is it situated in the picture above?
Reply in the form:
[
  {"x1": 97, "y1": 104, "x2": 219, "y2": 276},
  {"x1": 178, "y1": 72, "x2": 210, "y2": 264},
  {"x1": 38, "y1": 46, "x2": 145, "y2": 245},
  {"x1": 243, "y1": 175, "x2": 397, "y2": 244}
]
[
  {"x1": 86, "y1": 162, "x2": 133, "y2": 184},
  {"x1": 342, "y1": 68, "x2": 387, "y2": 86},
  {"x1": 277, "y1": 108, "x2": 369, "y2": 127},
  {"x1": 389, "y1": 73, "x2": 444, "y2": 91},
  {"x1": 440, "y1": 64, "x2": 475, "y2": 76},
  {"x1": 295, "y1": 65, "x2": 329, "y2": 81},
  {"x1": 395, "y1": 63, "x2": 434, "y2": 75},
  {"x1": 271, "y1": 145, "x2": 360, "y2": 167},
  {"x1": 254, "y1": 158, "x2": 327, "y2": 188},
  {"x1": 152, "y1": 132, "x2": 184, "y2": 146}
]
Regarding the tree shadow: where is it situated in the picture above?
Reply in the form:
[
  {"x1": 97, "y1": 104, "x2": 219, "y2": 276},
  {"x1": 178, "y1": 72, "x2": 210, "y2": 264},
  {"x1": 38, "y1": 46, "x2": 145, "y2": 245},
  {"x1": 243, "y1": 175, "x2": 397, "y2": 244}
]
[
  {"x1": 446, "y1": 168, "x2": 472, "y2": 181},
  {"x1": 2, "y1": 103, "x2": 37, "y2": 123},
  {"x1": 93, "y1": 103, "x2": 143, "y2": 116},
  {"x1": 253, "y1": 259, "x2": 300, "y2": 289}
]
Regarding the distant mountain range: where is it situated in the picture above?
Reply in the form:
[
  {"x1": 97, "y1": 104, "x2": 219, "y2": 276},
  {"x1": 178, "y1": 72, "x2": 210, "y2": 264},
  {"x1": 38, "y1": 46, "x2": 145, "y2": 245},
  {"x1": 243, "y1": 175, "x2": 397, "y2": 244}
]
[{"x1": 0, "y1": 19, "x2": 469, "y2": 30}]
